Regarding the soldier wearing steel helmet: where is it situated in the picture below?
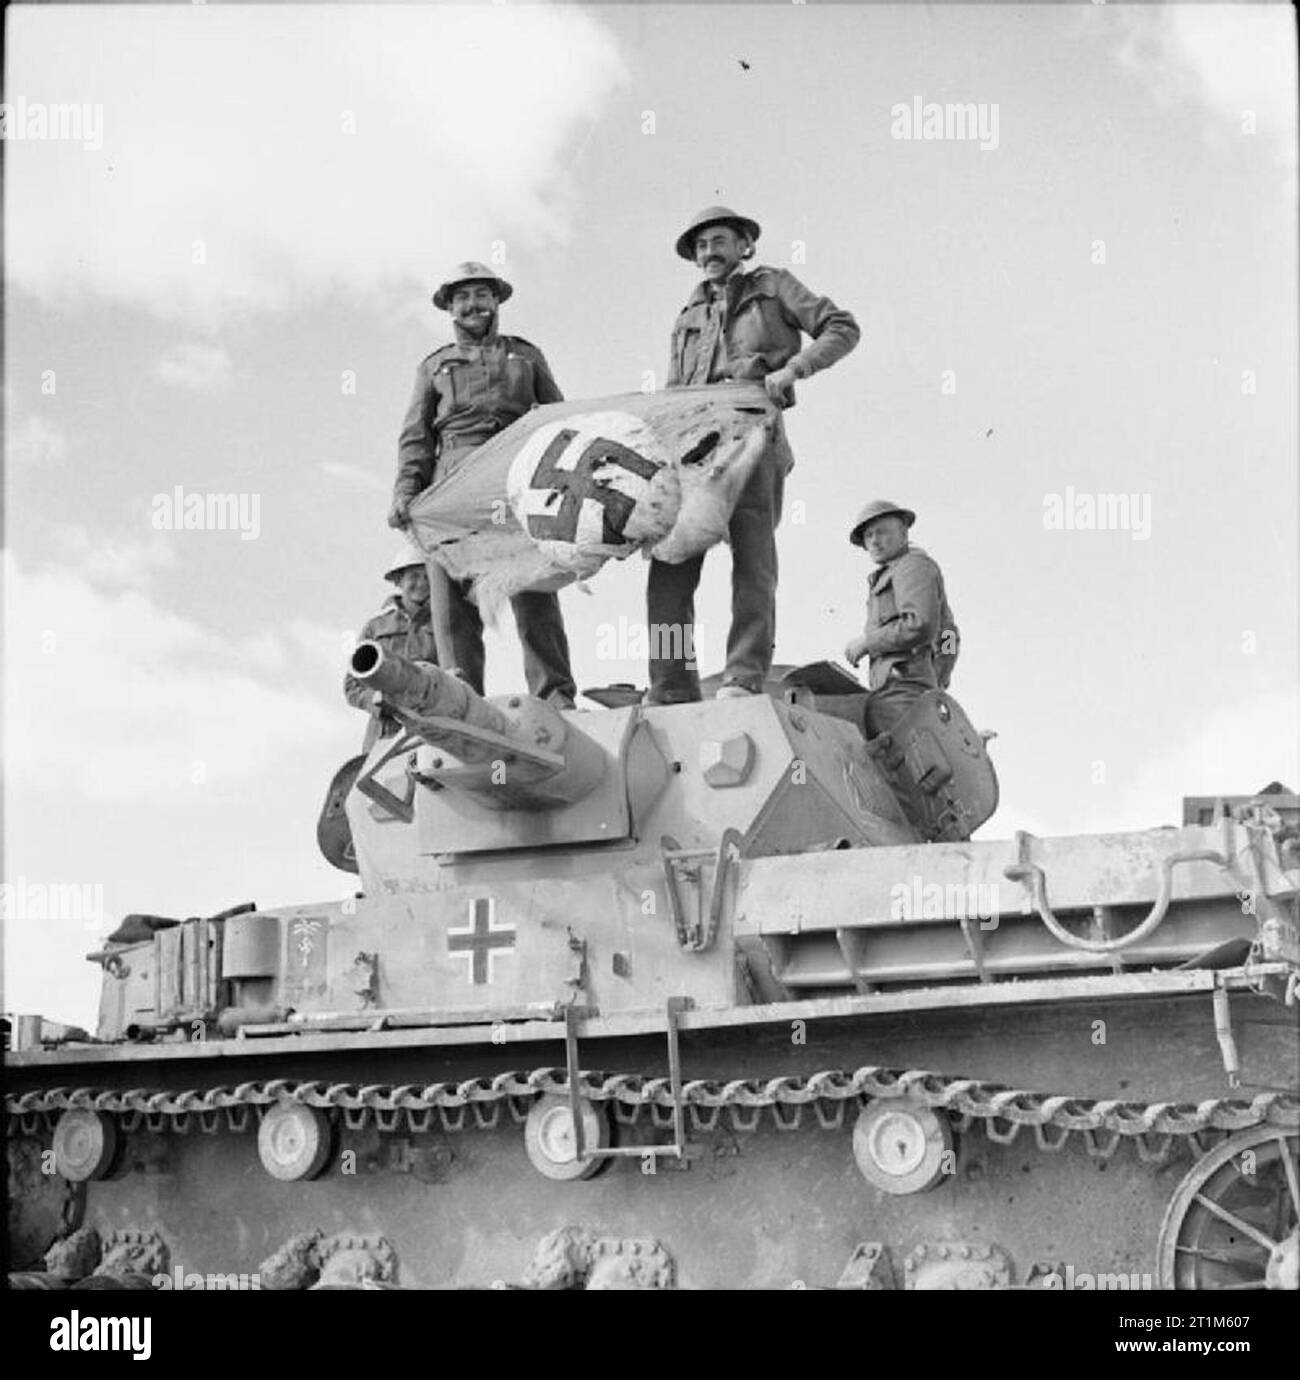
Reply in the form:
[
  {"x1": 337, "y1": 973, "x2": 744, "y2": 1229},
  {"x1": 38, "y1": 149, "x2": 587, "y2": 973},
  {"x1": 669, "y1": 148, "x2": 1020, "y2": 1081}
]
[
  {"x1": 844, "y1": 500, "x2": 960, "y2": 738},
  {"x1": 343, "y1": 539, "x2": 441, "y2": 752},
  {"x1": 388, "y1": 261, "x2": 576, "y2": 709},
  {"x1": 646, "y1": 206, "x2": 860, "y2": 703}
]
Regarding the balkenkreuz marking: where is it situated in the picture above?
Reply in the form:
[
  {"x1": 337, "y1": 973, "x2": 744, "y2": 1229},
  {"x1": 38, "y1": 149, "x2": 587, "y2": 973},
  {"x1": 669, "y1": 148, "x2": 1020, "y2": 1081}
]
[{"x1": 447, "y1": 897, "x2": 516, "y2": 985}]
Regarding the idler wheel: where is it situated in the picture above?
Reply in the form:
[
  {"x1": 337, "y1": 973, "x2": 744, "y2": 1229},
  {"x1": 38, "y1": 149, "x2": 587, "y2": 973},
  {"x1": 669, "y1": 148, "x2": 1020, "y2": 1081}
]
[
  {"x1": 257, "y1": 1103, "x2": 333, "y2": 1182},
  {"x1": 52, "y1": 1110, "x2": 118, "y2": 1183},
  {"x1": 852, "y1": 1098, "x2": 952, "y2": 1195},
  {"x1": 524, "y1": 1094, "x2": 610, "y2": 1181},
  {"x1": 1156, "y1": 1126, "x2": 1299, "y2": 1289}
]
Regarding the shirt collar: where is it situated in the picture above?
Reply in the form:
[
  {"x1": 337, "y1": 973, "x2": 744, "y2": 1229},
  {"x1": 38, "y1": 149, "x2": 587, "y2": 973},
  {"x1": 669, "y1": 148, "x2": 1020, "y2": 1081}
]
[
  {"x1": 689, "y1": 263, "x2": 749, "y2": 306},
  {"x1": 382, "y1": 592, "x2": 428, "y2": 621},
  {"x1": 870, "y1": 544, "x2": 914, "y2": 581}
]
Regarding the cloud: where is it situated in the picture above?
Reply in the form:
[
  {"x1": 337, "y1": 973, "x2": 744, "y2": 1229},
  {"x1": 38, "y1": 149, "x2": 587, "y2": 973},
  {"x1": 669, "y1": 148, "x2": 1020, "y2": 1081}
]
[
  {"x1": 1110, "y1": 5, "x2": 1297, "y2": 173},
  {"x1": 154, "y1": 343, "x2": 233, "y2": 391},
  {"x1": 5, "y1": 413, "x2": 68, "y2": 467},
  {"x1": 1083, "y1": 687, "x2": 1300, "y2": 834},
  {"x1": 6, "y1": 6, "x2": 627, "y2": 321},
  {"x1": 47, "y1": 521, "x2": 177, "y2": 590},
  {"x1": 2, "y1": 547, "x2": 350, "y2": 805}
]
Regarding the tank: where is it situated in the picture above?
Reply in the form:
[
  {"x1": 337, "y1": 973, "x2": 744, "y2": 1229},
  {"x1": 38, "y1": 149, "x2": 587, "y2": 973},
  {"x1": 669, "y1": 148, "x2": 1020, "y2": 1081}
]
[{"x1": 6, "y1": 649, "x2": 1298, "y2": 1291}]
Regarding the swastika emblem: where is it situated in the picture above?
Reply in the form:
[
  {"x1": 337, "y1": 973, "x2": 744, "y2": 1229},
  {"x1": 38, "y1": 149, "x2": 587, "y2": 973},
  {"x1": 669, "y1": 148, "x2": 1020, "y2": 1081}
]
[
  {"x1": 447, "y1": 897, "x2": 516, "y2": 985},
  {"x1": 526, "y1": 428, "x2": 660, "y2": 545}
]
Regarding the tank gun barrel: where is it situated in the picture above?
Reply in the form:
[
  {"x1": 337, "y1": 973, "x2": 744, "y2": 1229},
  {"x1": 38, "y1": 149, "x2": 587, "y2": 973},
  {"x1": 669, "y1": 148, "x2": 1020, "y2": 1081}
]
[{"x1": 350, "y1": 642, "x2": 508, "y2": 740}]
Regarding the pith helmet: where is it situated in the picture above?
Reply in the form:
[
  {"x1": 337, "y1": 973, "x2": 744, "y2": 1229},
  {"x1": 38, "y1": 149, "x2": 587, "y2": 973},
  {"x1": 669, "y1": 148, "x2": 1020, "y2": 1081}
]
[
  {"x1": 675, "y1": 205, "x2": 762, "y2": 261},
  {"x1": 431, "y1": 261, "x2": 514, "y2": 311},
  {"x1": 384, "y1": 539, "x2": 427, "y2": 582},
  {"x1": 848, "y1": 499, "x2": 916, "y2": 547}
]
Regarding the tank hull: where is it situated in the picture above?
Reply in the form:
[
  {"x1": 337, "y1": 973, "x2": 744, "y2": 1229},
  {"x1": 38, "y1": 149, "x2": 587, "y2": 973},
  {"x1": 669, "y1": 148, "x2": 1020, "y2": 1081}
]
[{"x1": 10, "y1": 988, "x2": 1296, "y2": 1288}]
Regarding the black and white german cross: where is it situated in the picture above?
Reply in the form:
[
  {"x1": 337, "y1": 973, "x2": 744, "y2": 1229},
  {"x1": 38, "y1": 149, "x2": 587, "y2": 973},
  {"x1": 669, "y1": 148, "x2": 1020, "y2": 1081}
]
[
  {"x1": 447, "y1": 897, "x2": 516, "y2": 985},
  {"x1": 526, "y1": 427, "x2": 659, "y2": 545}
]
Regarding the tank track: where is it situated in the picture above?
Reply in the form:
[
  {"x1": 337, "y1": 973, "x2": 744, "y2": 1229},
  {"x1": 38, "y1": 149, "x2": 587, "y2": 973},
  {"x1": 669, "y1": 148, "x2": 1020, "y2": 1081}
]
[{"x1": 9, "y1": 1065, "x2": 1300, "y2": 1165}]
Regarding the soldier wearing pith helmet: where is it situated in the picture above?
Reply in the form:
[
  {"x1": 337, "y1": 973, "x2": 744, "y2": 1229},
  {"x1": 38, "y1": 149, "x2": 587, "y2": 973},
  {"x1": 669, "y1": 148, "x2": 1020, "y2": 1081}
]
[
  {"x1": 389, "y1": 260, "x2": 576, "y2": 709},
  {"x1": 646, "y1": 206, "x2": 860, "y2": 704},
  {"x1": 844, "y1": 500, "x2": 960, "y2": 738}
]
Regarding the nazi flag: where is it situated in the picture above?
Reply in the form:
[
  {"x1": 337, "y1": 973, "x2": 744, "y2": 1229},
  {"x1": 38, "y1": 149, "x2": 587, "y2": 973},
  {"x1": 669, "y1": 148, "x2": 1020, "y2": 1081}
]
[{"x1": 508, "y1": 410, "x2": 681, "y2": 563}]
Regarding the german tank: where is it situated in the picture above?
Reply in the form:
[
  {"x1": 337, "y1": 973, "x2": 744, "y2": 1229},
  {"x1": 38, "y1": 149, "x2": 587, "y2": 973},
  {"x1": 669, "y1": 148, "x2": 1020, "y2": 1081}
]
[{"x1": 6, "y1": 649, "x2": 1298, "y2": 1291}]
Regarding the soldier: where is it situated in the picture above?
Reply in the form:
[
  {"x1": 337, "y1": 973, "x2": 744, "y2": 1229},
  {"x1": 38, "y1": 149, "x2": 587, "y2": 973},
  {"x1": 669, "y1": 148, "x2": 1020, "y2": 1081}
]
[
  {"x1": 843, "y1": 500, "x2": 960, "y2": 738},
  {"x1": 388, "y1": 261, "x2": 577, "y2": 709},
  {"x1": 343, "y1": 540, "x2": 440, "y2": 752},
  {"x1": 646, "y1": 206, "x2": 860, "y2": 703}
]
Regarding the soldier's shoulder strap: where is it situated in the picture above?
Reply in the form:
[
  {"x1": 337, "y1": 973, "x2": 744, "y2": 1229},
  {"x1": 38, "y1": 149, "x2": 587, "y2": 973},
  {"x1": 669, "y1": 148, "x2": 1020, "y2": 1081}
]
[
  {"x1": 361, "y1": 599, "x2": 404, "y2": 634},
  {"x1": 746, "y1": 264, "x2": 793, "y2": 290},
  {"x1": 671, "y1": 272, "x2": 716, "y2": 315},
  {"x1": 419, "y1": 342, "x2": 460, "y2": 368},
  {"x1": 900, "y1": 544, "x2": 941, "y2": 573},
  {"x1": 503, "y1": 334, "x2": 549, "y2": 358}
]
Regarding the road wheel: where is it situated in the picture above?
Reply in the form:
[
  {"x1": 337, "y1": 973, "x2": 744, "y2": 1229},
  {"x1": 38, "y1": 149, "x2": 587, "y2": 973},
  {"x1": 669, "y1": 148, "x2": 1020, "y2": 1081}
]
[
  {"x1": 257, "y1": 1103, "x2": 333, "y2": 1182},
  {"x1": 52, "y1": 1110, "x2": 118, "y2": 1183},
  {"x1": 524, "y1": 1094, "x2": 610, "y2": 1181}
]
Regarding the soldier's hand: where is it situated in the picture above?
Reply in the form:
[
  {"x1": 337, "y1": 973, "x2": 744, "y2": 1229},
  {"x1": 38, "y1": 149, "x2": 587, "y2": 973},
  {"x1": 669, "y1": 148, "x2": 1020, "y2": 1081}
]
[
  {"x1": 763, "y1": 366, "x2": 799, "y2": 408},
  {"x1": 844, "y1": 635, "x2": 870, "y2": 668},
  {"x1": 387, "y1": 495, "x2": 412, "y2": 530}
]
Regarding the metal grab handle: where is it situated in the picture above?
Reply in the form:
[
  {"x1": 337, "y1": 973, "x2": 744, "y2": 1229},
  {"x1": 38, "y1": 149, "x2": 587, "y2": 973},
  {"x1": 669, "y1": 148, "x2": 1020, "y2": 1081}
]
[
  {"x1": 1005, "y1": 835, "x2": 1229, "y2": 954},
  {"x1": 660, "y1": 830, "x2": 743, "y2": 952}
]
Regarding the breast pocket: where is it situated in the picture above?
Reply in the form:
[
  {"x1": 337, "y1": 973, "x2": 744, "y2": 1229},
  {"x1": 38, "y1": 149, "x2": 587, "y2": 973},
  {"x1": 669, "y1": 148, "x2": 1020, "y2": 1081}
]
[
  {"x1": 433, "y1": 362, "x2": 471, "y2": 411},
  {"x1": 676, "y1": 327, "x2": 704, "y2": 383},
  {"x1": 406, "y1": 626, "x2": 439, "y2": 665},
  {"x1": 501, "y1": 353, "x2": 537, "y2": 411},
  {"x1": 729, "y1": 290, "x2": 784, "y2": 373},
  {"x1": 873, "y1": 586, "x2": 899, "y2": 628}
]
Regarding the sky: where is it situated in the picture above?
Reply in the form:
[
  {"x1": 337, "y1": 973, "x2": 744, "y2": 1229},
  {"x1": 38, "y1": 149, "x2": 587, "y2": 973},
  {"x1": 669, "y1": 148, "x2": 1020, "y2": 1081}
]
[{"x1": 3, "y1": 1, "x2": 1297, "y2": 1028}]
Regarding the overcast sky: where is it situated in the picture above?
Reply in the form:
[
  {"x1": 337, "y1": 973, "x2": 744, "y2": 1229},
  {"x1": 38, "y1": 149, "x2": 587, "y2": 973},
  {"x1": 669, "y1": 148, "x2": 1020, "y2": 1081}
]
[{"x1": 4, "y1": 1, "x2": 1297, "y2": 1027}]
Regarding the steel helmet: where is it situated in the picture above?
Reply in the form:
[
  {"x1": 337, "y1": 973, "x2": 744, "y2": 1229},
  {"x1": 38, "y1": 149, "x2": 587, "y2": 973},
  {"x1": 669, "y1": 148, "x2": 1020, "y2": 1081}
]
[
  {"x1": 384, "y1": 539, "x2": 427, "y2": 582},
  {"x1": 431, "y1": 261, "x2": 514, "y2": 311},
  {"x1": 675, "y1": 205, "x2": 762, "y2": 261},
  {"x1": 848, "y1": 499, "x2": 916, "y2": 547}
]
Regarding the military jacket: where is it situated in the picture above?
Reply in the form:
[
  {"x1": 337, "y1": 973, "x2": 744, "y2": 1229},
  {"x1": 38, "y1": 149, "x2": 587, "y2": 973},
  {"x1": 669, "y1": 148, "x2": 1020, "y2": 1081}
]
[
  {"x1": 343, "y1": 595, "x2": 439, "y2": 750},
  {"x1": 668, "y1": 265, "x2": 859, "y2": 389},
  {"x1": 393, "y1": 333, "x2": 563, "y2": 503},
  {"x1": 861, "y1": 545, "x2": 959, "y2": 693}
]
